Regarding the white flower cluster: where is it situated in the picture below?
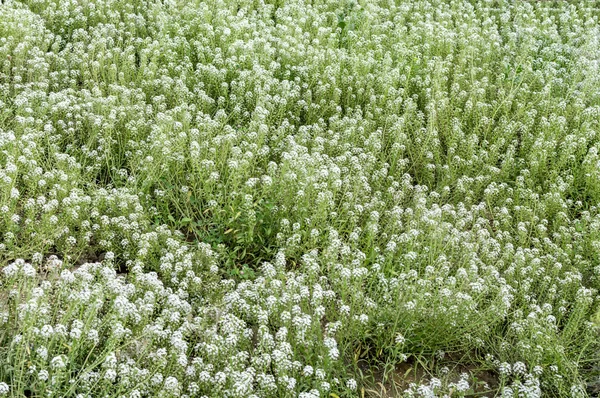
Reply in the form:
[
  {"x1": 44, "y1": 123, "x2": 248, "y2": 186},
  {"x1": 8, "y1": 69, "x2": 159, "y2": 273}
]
[{"x1": 1, "y1": 0, "x2": 600, "y2": 396}]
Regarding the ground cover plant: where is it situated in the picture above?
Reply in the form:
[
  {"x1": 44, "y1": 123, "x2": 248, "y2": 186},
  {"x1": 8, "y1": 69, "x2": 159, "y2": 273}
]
[{"x1": 1, "y1": 0, "x2": 600, "y2": 396}]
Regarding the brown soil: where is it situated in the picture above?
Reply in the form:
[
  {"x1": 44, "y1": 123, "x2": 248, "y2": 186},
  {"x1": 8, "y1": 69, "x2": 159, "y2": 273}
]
[{"x1": 359, "y1": 358, "x2": 499, "y2": 397}]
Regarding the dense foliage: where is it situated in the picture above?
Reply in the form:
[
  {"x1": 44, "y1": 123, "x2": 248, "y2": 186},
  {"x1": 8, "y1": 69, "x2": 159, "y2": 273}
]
[{"x1": 1, "y1": 0, "x2": 600, "y2": 396}]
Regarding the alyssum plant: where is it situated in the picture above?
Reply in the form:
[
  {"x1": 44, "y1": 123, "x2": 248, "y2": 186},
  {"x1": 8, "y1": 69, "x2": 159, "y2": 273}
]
[{"x1": 1, "y1": 0, "x2": 600, "y2": 396}]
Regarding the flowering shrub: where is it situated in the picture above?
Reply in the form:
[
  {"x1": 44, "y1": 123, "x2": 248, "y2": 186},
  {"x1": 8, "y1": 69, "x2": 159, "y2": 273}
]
[{"x1": 1, "y1": 0, "x2": 600, "y2": 396}]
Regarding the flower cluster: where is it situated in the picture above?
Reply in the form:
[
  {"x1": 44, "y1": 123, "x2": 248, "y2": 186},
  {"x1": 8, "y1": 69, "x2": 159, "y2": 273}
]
[{"x1": 1, "y1": 0, "x2": 600, "y2": 396}]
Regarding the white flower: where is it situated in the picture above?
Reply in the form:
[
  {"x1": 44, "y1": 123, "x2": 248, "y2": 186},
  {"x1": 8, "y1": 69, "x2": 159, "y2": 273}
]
[
  {"x1": 104, "y1": 369, "x2": 117, "y2": 382},
  {"x1": 22, "y1": 262, "x2": 36, "y2": 277},
  {"x1": 51, "y1": 355, "x2": 67, "y2": 370},
  {"x1": 302, "y1": 365, "x2": 314, "y2": 377},
  {"x1": 346, "y1": 378, "x2": 357, "y2": 390},
  {"x1": 455, "y1": 376, "x2": 470, "y2": 392},
  {"x1": 315, "y1": 369, "x2": 326, "y2": 380},
  {"x1": 499, "y1": 362, "x2": 511, "y2": 375},
  {"x1": 164, "y1": 376, "x2": 180, "y2": 393},
  {"x1": 36, "y1": 346, "x2": 48, "y2": 360},
  {"x1": 3, "y1": 263, "x2": 17, "y2": 278},
  {"x1": 38, "y1": 370, "x2": 49, "y2": 381},
  {"x1": 395, "y1": 333, "x2": 405, "y2": 345},
  {"x1": 40, "y1": 325, "x2": 54, "y2": 338},
  {"x1": 513, "y1": 361, "x2": 527, "y2": 375},
  {"x1": 129, "y1": 390, "x2": 142, "y2": 398},
  {"x1": 151, "y1": 373, "x2": 164, "y2": 386}
]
